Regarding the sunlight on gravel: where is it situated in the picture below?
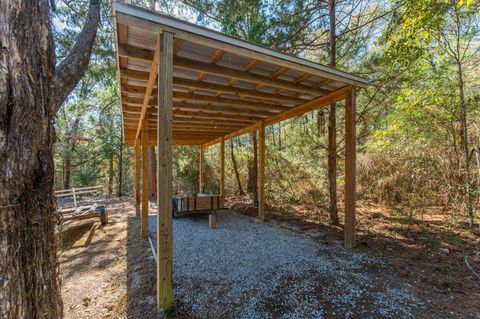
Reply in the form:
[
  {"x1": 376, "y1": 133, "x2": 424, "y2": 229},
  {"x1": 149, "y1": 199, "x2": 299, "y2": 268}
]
[{"x1": 149, "y1": 212, "x2": 424, "y2": 319}]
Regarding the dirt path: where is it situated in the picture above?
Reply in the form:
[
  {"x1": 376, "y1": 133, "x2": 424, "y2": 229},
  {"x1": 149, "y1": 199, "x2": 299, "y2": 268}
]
[
  {"x1": 59, "y1": 198, "x2": 479, "y2": 318},
  {"x1": 59, "y1": 199, "x2": 156, "y2": 319}
]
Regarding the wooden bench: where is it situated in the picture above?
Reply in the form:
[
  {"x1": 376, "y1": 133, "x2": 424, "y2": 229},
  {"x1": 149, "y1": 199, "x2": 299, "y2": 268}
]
[{"x1": 59, "y1": 204, "x2": 108, "y2": 227}]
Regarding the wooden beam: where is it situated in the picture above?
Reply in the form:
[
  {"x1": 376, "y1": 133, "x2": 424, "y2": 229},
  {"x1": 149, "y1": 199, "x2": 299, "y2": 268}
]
[
  {"x1": 196, "y1": 49, "x2": 224, "y2": 83},
  {"x1": 173, "y1": 117, "x2": 252, "y2": 126},
  {"x1": 156, "y1": 31, "x2": 175, "y2": 314},
  {"x1": 258, "y1": 120, "x2": 265, "y2": 221},
  {"x1": 173, "y1": 109, "x2": 262, "y2": 122},
  {"x1": 172, "y1": 92, "x2": 289, "y2": 112},
  {"x1": 120, "y1": 72, "x2": 306, "y2": 104},
  {"x1": 124, "y1": 92, "x2": 289, "y2": 112},
  {"x1": 202, "y1": 86, "x2": 350, "y2": 147},
  {"x1": 125, "y1": 120, "x2": 242, "y2": 130},
  {"x1": 114, "y1": 14, "x2": 368, "y2": 88},
  {"x1": 124, "y1": 101, "x2": 277, "y2": 118},
  {"x1": 124, "y1": 106, "x2": 262, "y2": 122},
  {"x1": 118, "y1": 44, "x2": 330, "y2": 96},
  {"x1": 344, "y1": 87, "x2": 356, "y2": 249},
  {"x1": 117, "y1": 24, "x2": 128, "y2": 69},
  {"x1": 123, "y1": 112, "x2": 255, "y2": 125},
  {"x1": 134, "y1": 140, "x2": 140, "y2": 216},
  {"x1": 133, "y1": 34, "x2": 161, "y2": 146},
  {"x1": 220, "y1": 136, "x2": 225, "y2": 196},
  {"x1": 141, "y1": 113, "x2": 149, "y2": 238},
  {"x1": 118, "y1": 42, "x2": 154, "y2": 61},
  {"x1": 199, "y1": 146, "x2": 204, "y2": 193},
  {"x1": 176, "y1": 55, "x2": 327, "y2": 96}
]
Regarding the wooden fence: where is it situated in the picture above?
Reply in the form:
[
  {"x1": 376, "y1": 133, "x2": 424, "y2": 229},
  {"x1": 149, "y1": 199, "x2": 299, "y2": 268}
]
[{"x1": 55, "y1": 185, "x2": 103, "y2": 208}]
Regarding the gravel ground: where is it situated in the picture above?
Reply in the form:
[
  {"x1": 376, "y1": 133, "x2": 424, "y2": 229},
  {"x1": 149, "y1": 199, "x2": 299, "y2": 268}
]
[{"x1": 149, "y1": 211, "x2": 425, "y2": 319}]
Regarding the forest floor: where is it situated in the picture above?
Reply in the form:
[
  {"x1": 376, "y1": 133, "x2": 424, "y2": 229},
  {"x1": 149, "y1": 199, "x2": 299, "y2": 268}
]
[
  {"x1": 59, "y1": 197, "x2": 480, "y2": 318},
  {"x1": 59, "y1": 198, "x2": 157, "y2": 319},
  {"x1": 230, "y1": 196, "x2": 480, "y2": 318}
]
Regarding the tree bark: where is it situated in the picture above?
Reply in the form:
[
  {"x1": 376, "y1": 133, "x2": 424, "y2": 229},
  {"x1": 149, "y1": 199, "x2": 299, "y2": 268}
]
[
  {"x1": 148, "y1": 146, "x2": 157, "y2": 200},
  {"x1": 117, "y1": 129, "x2": 124, "y2": 197},
  {"x1": 327, "y1": 0, "x2": 339, "y2": 225},
  {"x1": 62, "y1": 118, "x2": 80, "y2": 189},
  {"x1": 457, "y1": 59, "x2": 474, "y2": 226},
  {"x1": 108, "y1": 153, "x2": 114, "y2": 195},
  {"x1": 230, "y1": 139, "x2": 245, "y2": 195},
  {"x1": 0, "y1": 1, "x2": 100, "y2": 318}
]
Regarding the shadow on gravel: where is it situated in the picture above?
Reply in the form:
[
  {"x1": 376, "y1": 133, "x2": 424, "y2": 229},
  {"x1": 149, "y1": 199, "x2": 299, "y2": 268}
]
[{"x1": 126, "y1": 215, "x2": 157, "y2": 319}]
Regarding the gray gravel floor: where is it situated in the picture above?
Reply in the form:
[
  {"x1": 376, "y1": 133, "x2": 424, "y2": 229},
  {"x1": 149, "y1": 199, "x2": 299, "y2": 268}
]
[{"x1": 149, "y1": 211, "x2": 424, "y2": 319}]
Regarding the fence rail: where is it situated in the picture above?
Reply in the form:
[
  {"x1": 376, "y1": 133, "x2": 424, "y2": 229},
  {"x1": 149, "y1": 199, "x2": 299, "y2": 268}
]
[{"x1": 55, "y1": 185, "x2": 103, "y2": 208}]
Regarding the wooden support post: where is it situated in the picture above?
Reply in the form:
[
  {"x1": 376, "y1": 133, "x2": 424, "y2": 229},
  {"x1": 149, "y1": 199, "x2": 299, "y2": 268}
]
[
  {"x1": 141, "y1": 113, "x2": 149, "y2": 238},
  {"x1": 258, "y1": 120, "x2": 265, "y2": 221},
  {"x1": 157, "y1": 31, "x2": 175, "y2": 316},
  {"x1": 344, "y1": 87, "x2": 357, "y2": 249},
  {"x1": 134, "y1": 142, "x2": 140, "y2": 216},
  {"x1": 199, "y1": 146, "x2": 204, "y2": 193},
  {"x1": 220, "y1": 137, "x2": 225, "y2": 196},
  {"x1": 209, "y1": 211, "x2": 217, "y2": 229},
  {"x1": 72, "y1": 187, "x2": 77, "y2": 208}
]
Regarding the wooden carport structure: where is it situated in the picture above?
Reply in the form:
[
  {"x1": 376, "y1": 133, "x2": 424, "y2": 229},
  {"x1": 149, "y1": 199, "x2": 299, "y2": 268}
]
[{"x1": 112, "y1": 1, "x2": 368, "y2": 315}]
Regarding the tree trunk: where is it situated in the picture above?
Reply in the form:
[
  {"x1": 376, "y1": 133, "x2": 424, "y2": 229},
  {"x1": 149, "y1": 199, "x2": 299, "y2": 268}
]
[
  {"x1": 457, "y1": 60, "x2": 474, "y2": 226},
  {"x1": 108, "y1": 154, "x2": 114, "y2": 195},
  {"x1": 117, "y1": 130, "x2": 124, "y2": 197},
  {"x1": 0, "y1": 1, "x2": 100, "y2": 318},
  {"x1": 62, "y1": 117, "x2": 80, "y2": 189},
  {"x1": 148, "y1": 146, "x2": 157, "y2": 200},
  {"x1": 230, "y1": 140, "x2": 245, "y2": 195},
  {"x1": 327, "y1": 0, "x2": 339, "y2": 225}
]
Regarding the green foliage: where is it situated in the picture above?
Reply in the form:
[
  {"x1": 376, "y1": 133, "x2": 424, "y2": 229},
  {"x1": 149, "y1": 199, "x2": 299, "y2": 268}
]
[{"x1": 50, "y1": 0, "x2": 480, "y2": 226}]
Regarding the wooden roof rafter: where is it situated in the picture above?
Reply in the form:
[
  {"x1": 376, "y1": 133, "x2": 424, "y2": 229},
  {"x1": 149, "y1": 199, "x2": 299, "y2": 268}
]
[
  {"x1": 133, "y1": 33, "x2": 161, "y2": 145},
  {"x1": 114, "y1": 2, "x2": 368, "y2": 146}
]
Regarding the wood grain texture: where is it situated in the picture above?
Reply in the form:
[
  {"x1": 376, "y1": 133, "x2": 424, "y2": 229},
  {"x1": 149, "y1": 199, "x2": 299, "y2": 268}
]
[
  {"x1": 258, "y1": 120, "x2": 266, "y2": 221},
  {"x1": 220, "y1": 137, "x2": 225, "y2": 196},
  {"x1": 344, "y1": 88, "x2": 356, "y2": 249},
  {"x1": 156, "y1": 31, "x2": 175, "y2": 314},
  {"x1": 134, "y1": 141, "x2": 141, "y2": 216},
  {"x1": 141, "y1": 113, "x2": 149, "y2": 238}
]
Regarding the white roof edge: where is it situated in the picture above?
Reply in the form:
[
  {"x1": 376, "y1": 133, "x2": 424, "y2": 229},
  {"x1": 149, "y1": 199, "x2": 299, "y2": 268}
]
[{"x1": 114, "y1": 1, "x2": 369, "y2": 87}]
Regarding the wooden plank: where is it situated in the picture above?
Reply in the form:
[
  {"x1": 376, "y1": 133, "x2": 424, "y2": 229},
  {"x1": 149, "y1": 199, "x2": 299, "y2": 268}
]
[
  {"x1": 117, "y1": 24, "x2": 128, "y2": 69},
  {"x1": 119, "y1": 71, "x2": 306, "y2": 104},
  {"x1": 118, "y1": 44, "x2": 330, "y2": 96},
  {"x1": 156, "y1": 31, "x2": 175, "y2": 314},
  {"x1": 141, "y1": 113, "x2": 149, "y2": 238},
  {"x1": 173, "y1": 109, "x2": 263, "y2": 122},
  {"x1": 123, "y1": 104, "x2": 263, "y2": 123},
  {"x1": 133, "y1": 34, "x2": 161, "y2": 146},
  {"x1": 258, "y1": 120, "x2": 265, "y2": 221},
  {"x1": 202, "y1": 86, "x2": 350, "y2": 147},
  {"x1": 114, "y1": 10, "x2": 369, "y2": 88},
  {"x1": 124, "y1": 93, "x2": 288, "y2": 112},
  {"x1": 220, "y1": 136, "x2": 225, "y2": 196},
  {"x1": 178, "y1": 56, "x2": 328, "y2": 96},
  {"x1": 344, "y1": 87, "x2": 356, "y2": 249},
  {"x1": 123, "y1": 113, "x2": 254, "y2": 126},
  {"x1": 124, "y1": 101, "x2": 277, "y2": 118},
  {"x1": 134, "y1": 141, "x2": 140, "y2": 216},
  {"x1": 118, "y1": 42, "x2": 154, "y2": 61},
  {"x1": 172, "y1": 92, "x2": 289, "y2": 112},
  {"x1": 125, "y1": 120, "x2": 242, "y2": 130},
  {"x1": 199, "y1": 146, "x2": 204, "y2": 193},
  {"x1": 196, "y1": 49, "x2": 224, "y2": 83}
]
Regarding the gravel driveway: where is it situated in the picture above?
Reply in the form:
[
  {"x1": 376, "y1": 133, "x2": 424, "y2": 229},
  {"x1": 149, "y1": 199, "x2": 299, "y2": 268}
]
[{"x1": 149, "y1": 211, "x2": 425, "y2": 319}]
